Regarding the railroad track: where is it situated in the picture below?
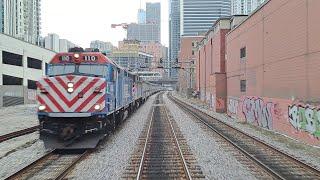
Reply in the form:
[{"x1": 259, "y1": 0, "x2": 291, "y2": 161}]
[
  {"x1": 0, "y1": 126, "x2": 39, "y2": 143},
  {"x1": 124, "y1": 93, "x2": 204, "y2": 179},
  {"x1": 168, "y1": 94, "x2": 320, "y2": 180},
  {"x1": 6, "y1": 149, "x2": 88, "y2": 180}
]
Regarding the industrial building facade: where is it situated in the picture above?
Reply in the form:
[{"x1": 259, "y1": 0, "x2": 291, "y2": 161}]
[
  {"x1": 194, "y1": 0, "x2": 320, "y2": 146},
  {"x1": 0, "y1": 33, "x2": 55, "y2": 107}
]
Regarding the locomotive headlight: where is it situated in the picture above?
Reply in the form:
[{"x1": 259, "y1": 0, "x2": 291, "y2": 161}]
[
  {"x1": 38, "y1": 105, "x2": 46, "y2": 111},
  {"x1": 94, "y1": 104, "x2": 101, "y2": 110},
  {"x1": 74, "y1": 53, "x2": 80, "y2": 59},
  {"x1": 67, "y1": 82, "x2": 74, "y2": 88},
  {"x1": 67, "y1": 87, "x2": 74, "y2": 93}
]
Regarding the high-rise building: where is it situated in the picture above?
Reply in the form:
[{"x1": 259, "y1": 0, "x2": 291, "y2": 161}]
[
  {"x1": 129, "y1": 3, "x2": 161, "y2": 42},
  {"x1": 44, "y1": 33, "x2": 60, "y2": 52},
  {"x1": 90, "y1": 40, "x2": 114, "y2": 53},
  {"x1": 59, "y1": 39, "x2": 76, "y2": 52},
  {"x1": 231, "y1": 0, "x2": 266, "y2": 15},
  {"x1": 43, "y1": 33, "x2": 77, "y2": 52},
  {"x1": 146, "y1": 3, "x2": 161, "y2": 25},
  {"x1": 180, "y1": 0, "x2": 231, "y2": 36},
  {"x1": 138, "y1": 9, "x2": 146, "y2": 24},
  {"x1": 0, "y1": 0, "x2": 4, "y2": 33},
  {"x1": 0, "y1": 0, "x2": 41, "y2": 45},
  {"x1": 146, "y1": 2, "x2": 161, "y2": 40},
  {"x1": 127, "y1": 23, "x2": 160, "y2": 42},
  {"x1": 169, "y1": 0, "x2": 180, "y2": 78}
]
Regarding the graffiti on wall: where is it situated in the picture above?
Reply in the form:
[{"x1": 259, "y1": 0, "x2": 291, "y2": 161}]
[
  {"x1": 210, "y1": 95, "x2": 225, "y2": 112},
  {"x1": 216, "y1": 98, "x2": 225, "y2": 111},
  {"x1": 288, "y1": 104, "x2": 320, "y2": 138},
  {"x1": 242, "y1": 97, "x2": 273, "y2": 129},
  {"x1": 228, "y1": 98, "x2": 239, "y2": 117}
]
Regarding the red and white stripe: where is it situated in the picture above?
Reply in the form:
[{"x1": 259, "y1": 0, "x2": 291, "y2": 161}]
[{"x1": 37, "y1": 75, "x2": 106, "y2": 113}]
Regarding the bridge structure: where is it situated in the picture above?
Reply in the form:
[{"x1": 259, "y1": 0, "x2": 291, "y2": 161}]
[{"x1": 147, "y1": 77, "x2": 178, "y2": 86}]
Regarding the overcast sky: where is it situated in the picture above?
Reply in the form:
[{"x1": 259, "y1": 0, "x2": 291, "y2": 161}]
[{"x1": 42, "y1": 0, "x2": 169, "y2": 48}]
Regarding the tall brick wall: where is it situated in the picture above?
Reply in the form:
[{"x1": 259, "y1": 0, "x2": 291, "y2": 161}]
[{"x1": 226, "y1": 0, "x2": 320, "y2": 145}]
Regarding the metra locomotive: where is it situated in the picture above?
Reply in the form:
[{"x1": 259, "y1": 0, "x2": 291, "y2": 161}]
[{"x1": 37, "y1": 48, "x2": 160, "y2": 149}]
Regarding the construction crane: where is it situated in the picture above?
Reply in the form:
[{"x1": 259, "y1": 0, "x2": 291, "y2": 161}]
[{"x1": 111, "y1": 23, "x2": 129, "y2": 30}]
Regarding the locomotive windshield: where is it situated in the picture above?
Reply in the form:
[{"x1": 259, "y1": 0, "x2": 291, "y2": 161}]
[{"x1": 47, "y1": 64, "x2": 108, "y2": 77}]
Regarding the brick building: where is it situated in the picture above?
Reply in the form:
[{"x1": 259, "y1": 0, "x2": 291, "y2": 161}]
[
  {"x1": 178, "y1": 36, "x2": 203, "y2": 96},
  {"x1": 140, "y1": 41, "x2": 166, "y2": 75},
  {"x1": 196, "y1": 17, "x2": 243, "y2": 112},
  {"x1": 194, "y1": 0, "x2": 320, "y2": 146},
  {"x1": 226, "y1": 0, "x2": 320, "y2": 145}
]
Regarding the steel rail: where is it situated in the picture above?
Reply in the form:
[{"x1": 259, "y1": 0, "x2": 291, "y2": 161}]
[
  {"x1": 54, "y1": 150, "x2": 89, "y2": 180},
  {"x1": 169, "y1": 94, "x2": 320, "y2": 179},
  {"x1": 136, "y1": 107, "x2": 155, "y2": 180},
  {"x1": 5, "y1": 150, "x2": 56, "y2": 180},
  {"x1": 5, "y1": 149, "x2": 87, "y2": 180},
  {"x1": 163, "y1": 105, "x2": 192, "y2": 180},
  {"x1": 0, "y1": 125, "x2": 39, "y2": 143}
]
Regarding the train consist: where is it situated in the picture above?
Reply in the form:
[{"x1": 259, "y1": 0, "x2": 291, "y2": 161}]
[{"x1": 36, "y1": 49, "x2": 161, "y2": 149}]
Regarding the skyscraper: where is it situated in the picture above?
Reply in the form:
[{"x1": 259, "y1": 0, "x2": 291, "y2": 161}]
[
  {"x1": 180, "y1": 0, "x2": 231, "y2": 36},
  {"x1": 138, "y1": 9, "x2": 146, "y2": 24},
  {"x1": 231, "y1": 0, "x2": 266, "y2": 15},
  {"x1": 0, "y1": 0, "x2": 3, "y2": 33},
  {"x1": 146, "y1": 2, "x2": 161, "y2": 41},
  {"x1": 0, "y1": 0, "x2": 41, "y2": 45},
  {"x1": 169, "y1": 0, "x2": 180, "y2": 78},
  {"x1": 128, "y1": 3, "x2": 161, "y2": 43},
  {"x1": 146, "y1": 3, "x2": 161, "y2": 25},
  {"x1": 44, "y1": 33, "x2": 60, "y2": 52},
  {"x1": 127, "y1": 23, "x2": 160, "y2": 42}
]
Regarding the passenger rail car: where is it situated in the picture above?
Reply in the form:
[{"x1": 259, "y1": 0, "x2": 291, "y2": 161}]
[{"x1": 37, "y1": 50, "x2": 160, "y2": 149}]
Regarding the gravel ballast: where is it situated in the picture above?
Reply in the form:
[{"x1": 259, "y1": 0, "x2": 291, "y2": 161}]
[
  {"x1": 0, "y1": 132, "x2": 48, "y2": 179},
  {"x1": 0, "y1": 104, "x2": 38, "y2": 136},
  {"x1": 68, "y1": 95, "x2": 156, "y2": 179},
  {"x1": 173, "y1": 92, "x2": 320, "y2": 170},
  {"x1": 164, "y1": 93, "x2": 257, "y2": 179}
]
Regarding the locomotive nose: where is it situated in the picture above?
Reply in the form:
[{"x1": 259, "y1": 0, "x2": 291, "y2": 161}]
[{"x1": 60, "y1": 126, "x2": 76, "y2": 140}]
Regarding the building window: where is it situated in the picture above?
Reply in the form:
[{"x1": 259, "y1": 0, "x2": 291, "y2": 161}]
[
  {"x1": 192, "y1": 50, "x2": 195, "y2": 55},
  {"x1": 45, "y1": 63, "x2": 49, "y2": 74},
  {"x1": 2, "y1": 51, "x2": 23, "y2": 66},
  {"x1": 192, "y1": 42, "x2": 194, "y2": 47},
  {"x1": 240, "y1": 80, "x2": 246, "y2": 92},
  {"x1": 3, "y1": 74, "x2": 23, "y2": 85},
  {"x1": 28, "y1": 80, "x2": 37, "y2": 89},
  {"x1": 240, "y1": 47, "x2": 246, "y2": 59},
  {"x1": 27, "y1": 57, "x2": 42, "y2": 70}
]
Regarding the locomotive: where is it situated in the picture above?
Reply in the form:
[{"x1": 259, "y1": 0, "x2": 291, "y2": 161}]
[{"x1": 37, "y1": 48, "x2": 160, "y2": 149}]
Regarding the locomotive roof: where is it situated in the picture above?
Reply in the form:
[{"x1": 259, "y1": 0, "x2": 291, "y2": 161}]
[
  {"x1": 50, "y1": 52, "x2": 139, "y2": 77},
  {"x1": 50, "y1": 52, "x2": 116, "y2": 65}
]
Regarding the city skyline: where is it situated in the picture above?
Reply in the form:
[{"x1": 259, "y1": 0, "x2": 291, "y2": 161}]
[{"x1": 41, "y1": 0, "x2": 169, "y2": 48}]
